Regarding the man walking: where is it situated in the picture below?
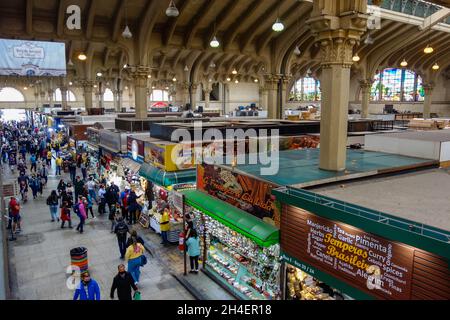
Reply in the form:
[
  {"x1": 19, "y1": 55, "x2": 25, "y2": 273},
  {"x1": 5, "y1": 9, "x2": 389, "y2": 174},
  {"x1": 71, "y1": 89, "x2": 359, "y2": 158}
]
[
  {"x1": 114, "y1": 217, "x2": 129, "y2": 260},
  {"x1": 73, "y1": 272, "x2": 101, "y2": 300},
  {"x1": 110, "y1": 264, "x2": 138, "y2": 300},
  {"x1": 55, "y1": 155, "x2": 63, "y2": 176}
]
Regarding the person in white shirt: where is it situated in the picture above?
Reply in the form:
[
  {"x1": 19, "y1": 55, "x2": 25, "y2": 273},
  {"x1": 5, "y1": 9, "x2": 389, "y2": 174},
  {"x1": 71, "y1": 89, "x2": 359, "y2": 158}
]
[
  {"x1": 86, "y1": 177, "x2": 98, "y2": 204},
  {"x1": 98, "y1": 184, "x2": 106, "y2": 215}
]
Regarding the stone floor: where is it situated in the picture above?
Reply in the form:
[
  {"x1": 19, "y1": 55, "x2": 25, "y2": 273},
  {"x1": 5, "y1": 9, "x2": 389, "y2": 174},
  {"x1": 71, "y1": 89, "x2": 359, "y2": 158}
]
[{"x1": 3, "y1": 163, "x2": 194, "y2": 300}]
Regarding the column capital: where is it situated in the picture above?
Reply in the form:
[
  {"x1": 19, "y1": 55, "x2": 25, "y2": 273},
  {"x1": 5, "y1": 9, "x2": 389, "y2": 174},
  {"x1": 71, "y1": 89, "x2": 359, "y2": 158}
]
[
  {"x1": 130, "y1": 66, "x2": 152, "y2": 80},
  {"x1": 178, "y1": 82, "x2": 190, "y2": 91},
  {"x1": 60, "y1": 86, "x2": 68, "y2": 93},
  {"x1": 422, "y1": 83, "x2": 434, "y2": 94},
  {"x1": 81, "y1": 80, "x2": 96, "y2": 90}
]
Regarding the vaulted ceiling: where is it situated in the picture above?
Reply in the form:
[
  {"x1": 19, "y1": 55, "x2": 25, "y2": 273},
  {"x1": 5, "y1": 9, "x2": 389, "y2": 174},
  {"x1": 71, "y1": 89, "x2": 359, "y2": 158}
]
[{"x1": 0, "y1": 0, "x2": 449, "y2": 87}]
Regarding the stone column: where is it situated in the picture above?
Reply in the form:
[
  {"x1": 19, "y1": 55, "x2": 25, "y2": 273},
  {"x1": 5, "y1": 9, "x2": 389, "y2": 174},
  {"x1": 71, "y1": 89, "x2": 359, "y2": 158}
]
[
  {"x1": 281, "y1": 76, "x2": 292, "y2": 119},
  {"x1": 97, "y1": 83, "x2": 105, "y2": 110},
  {"x1": 259, "y1": 86, "x2": 268, "y2": 111},
  {"x1": 203, "y1": 86, "x2": 212, "y2": 110},
  {"x1": 359, "y1": 79, "x2": 373, "y2": 118},
  {"x1": 60, "y1": 86, "x2": 69, "y2": 111},
  {"x1": 264, "y1": 75, "x2": 281, "y2": 119},
  {"x1": 307, "y1": 0, "x2": 368, "y2": 171},
  {"x1": 34, "y1": 90, "x2": 39, "y2": 110},
  {"x1": 40, "y1": 91, "x2": 46, "y2": 111},
  {"x1": 81, "y1": 80, "x2": 95, "y2": 112},
  {"x1": 179, "y1": 82, "x2": 190, "y2": 107},
  {"x1": 48, "y1": 89, "x2": 54, "y2": 109},
  {"x1": 117, "y1": 90, "x2": 124, "y2": 112},
  {"x1": 423, "y1": 84, "x2": 434, "y2": 119},
  {"x1": 191, "y1": 83, "x2": 199, "y2": 109},
  {"x1": 131, "y1": 66, "x2": 151, "y2": 119}
]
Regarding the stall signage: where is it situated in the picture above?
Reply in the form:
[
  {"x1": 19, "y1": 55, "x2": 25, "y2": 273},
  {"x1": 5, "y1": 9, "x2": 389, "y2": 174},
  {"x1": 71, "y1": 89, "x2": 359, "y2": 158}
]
[
  {"x1": 127, "y1": 137, "x2": 145, "y2": 163},
  {"x1": 172, "y1": 192, "x2": 184, "y2": 214},
  {"x1": 285, "y1": 207, "x2": 415, "y2": 300},
  {"x1": 145, "y1": 142, "x2": 195, "y2": 172},
  {"x1": 197, "y1": 164, "x2": 279, "y2": 227}
]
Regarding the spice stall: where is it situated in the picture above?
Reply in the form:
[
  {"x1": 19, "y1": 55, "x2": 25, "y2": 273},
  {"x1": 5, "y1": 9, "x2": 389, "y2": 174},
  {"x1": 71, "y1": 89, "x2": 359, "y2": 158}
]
[{"x1": 272, "y1": 186, "x2": 450, "y2": 300}]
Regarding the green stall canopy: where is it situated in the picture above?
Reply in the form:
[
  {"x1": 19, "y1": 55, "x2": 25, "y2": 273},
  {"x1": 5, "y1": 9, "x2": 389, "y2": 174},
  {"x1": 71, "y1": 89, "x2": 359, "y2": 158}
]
[
  {"x1": 181, "y1": 190, "x2": 279, "y2": 248},
  {"x1": 139, "y1": 163, "x2": 196, "y2": 187}
]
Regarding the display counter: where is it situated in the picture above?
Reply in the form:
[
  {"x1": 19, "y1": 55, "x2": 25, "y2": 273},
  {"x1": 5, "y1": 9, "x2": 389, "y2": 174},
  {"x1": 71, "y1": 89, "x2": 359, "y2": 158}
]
[{"x1": 182, "y1": 190, "x2": 281, "y2": 300}]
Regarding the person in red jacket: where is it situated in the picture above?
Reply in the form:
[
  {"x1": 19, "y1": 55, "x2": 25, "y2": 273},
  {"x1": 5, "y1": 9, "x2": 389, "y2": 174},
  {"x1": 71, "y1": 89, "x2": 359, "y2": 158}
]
[{"x1": 8, "y1": 197, "x2": 22, "y2": 237}]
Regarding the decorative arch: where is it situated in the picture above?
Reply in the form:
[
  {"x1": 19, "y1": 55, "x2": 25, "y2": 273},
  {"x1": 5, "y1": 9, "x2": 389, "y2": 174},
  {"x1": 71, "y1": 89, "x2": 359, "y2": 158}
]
[
  {"x1": 0, "y1": 87, "x2": 25, "y2": 102},
  {"x1": 54, "y1": 88, "x2": 77, "y2": 102},
  {"x1": 103, "y1": 88, "x2": 114, "y2": 102}
]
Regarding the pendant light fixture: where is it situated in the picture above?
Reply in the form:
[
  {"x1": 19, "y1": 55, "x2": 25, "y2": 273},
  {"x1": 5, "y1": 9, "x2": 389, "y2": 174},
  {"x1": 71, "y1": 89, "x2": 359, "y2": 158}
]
[
  {"x1": 424, "y1": 27, "x2": 433, "y2": 54},
  {"x1": 254, "y1": 78, "x2": 259, "y2": 83},
  {"x1": 293, "y1": 7, "x2": 301, "y2": 56},
  {"x1": 122, "y1": 0, "x2": 132, "y2": 39},
  {"x1": 234, "y1": 79, "x2": 239, "y2": 84},
  {"x1": 166, "y1": 0, "x2": 179, "y2": 17},
  {"x1": 232, "y1": 68, "x2": 237, "y2": 75},
  {"x1": 96, "y1": 72, "x2": 103, "y2": 77},
  {"x1": 210, "y1": 20, "x2": 220, "y2": 48},
  {"x1": 294, "y1": 45, "x2": 301, "y2": 56},
  {"x1": 352, "y1": 54, "x2": 360, "y2": 62},
  {"x1": 400, "y1": 58, "x2": 408, "y2": 67},
  {"x1": 226, "y1": 77, "x2": 231, "y2": 82},
  {"x1": 78, "y1": 53, "x2": 87, "y2": 61},
  {"x1": 432, "y1": 62, "x2": 439, "y2": 70},
  {"x1": 67, "y1": 59, "x2": 74, "y2": 66},
  {"x1": 184, "y1": 65, "x2": 189, "y2": 72},
  {"x1": 210, "y1": 61, "x2": 216, "y2": 68},
  {"x1": 272, "y1": 4, "x2": 284, "y2": 32}
]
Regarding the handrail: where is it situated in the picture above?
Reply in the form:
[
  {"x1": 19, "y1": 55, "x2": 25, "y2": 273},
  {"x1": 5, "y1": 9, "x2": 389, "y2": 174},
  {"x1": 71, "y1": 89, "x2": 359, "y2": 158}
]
[{"x1": 276, "y1": 186, "x2": 450, "y2": 244}]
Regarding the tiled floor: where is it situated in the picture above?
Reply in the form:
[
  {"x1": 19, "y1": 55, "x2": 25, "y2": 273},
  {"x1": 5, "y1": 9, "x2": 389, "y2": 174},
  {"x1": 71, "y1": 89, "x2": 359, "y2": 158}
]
[{"x1": 4, "y1": 165, "x2": 194, "y2": 300}]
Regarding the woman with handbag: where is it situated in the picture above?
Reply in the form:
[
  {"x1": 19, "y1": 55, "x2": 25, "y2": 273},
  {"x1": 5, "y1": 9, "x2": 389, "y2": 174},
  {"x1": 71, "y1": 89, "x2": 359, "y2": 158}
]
[
  {"x1": 47, "y1": 190, "x2": 60, "y2": 222},
  {"x1": 124, "y1": 238, "x2": 145, "y2": 285}
]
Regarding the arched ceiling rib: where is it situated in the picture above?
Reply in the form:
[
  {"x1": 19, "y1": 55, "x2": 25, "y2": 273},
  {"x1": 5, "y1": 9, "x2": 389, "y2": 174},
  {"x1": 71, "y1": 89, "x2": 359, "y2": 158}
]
[{"x1": 0, "y1": 0, "x2": 449, "y2": 84}]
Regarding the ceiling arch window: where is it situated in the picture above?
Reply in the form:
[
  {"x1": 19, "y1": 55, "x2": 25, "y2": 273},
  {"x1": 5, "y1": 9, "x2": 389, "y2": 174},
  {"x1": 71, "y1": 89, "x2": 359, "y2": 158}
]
[
  {"x1": 54, "y1": 88, "x2": 76, "y2": 102},
  {"x1": 150, "y1": 89, "x2": 169, "y2": 102},
  {"x1": 289, "y1": 77, "x2": 321, "y2": 102},
  {"x1": 0, "y1": 87, "x2": 25, "y2": 102},
  {"x1": 103, "y1": 88, "x2": 114, "y2": 102},
  {"x1": 371, "y1": 68, "x2": 423, "y2": 102}
]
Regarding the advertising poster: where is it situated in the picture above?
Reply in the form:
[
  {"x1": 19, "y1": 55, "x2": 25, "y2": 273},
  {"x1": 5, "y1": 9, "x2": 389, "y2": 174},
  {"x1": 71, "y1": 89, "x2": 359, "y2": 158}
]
[
  {"x1": 282, "y1": 206, "x2": 415, "y2": 300},
  {"x1": 197, "y1": 164, "x2": 279, "y2": 227},
  {"x1": 0, "y1": 39, "x2": 66, "y2": 76},
  {"x1": 145, "y1": 142, "x2": 194, "y2": 172},
  {"x1": 127, "y1": 137, "x2": 144, "y2": 163}
]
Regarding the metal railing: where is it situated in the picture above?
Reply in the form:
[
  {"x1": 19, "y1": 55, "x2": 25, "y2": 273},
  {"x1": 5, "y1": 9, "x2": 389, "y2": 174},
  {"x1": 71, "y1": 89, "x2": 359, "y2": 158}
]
[
  {"x1": 277, "y1": 186, "x2": 450, "y2": 244},
  {"x1": 369, "y1": 0, "x2": 450, "y2": 25}
]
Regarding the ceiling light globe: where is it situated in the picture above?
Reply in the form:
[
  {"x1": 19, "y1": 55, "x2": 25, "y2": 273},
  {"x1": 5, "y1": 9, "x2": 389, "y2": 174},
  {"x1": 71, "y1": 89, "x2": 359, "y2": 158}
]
[
  {"x1": 432, "y1": 63, "x2": 439, "y2": 70},
  {"x1": 272, "y1": 19, "x2": 285, "y2": 32},
  {"x1": 78, "y1": 53, "x2": 87, "y2": 61},
  {"x1": 424, "y1": 45, "x2": 434, "y2": 54},
  {"x1": 400, "y1": 59, "x2": 408, "y2": 67},
  {"x1": 166, "y1": 1, "x2": 179, "y2": 17},
  {"x1": 210, "y1": 36, "x2": 220, "y2": 48},
  {"x1": 352, "y1": 55, "x2": 360, "y2": 62}
]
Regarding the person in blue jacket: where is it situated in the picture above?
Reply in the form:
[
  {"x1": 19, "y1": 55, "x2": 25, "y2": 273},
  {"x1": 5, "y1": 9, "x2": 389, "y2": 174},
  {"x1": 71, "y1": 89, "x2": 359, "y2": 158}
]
[{"x1": 73, "y1": 271, "x2": 101, "y2": 300}]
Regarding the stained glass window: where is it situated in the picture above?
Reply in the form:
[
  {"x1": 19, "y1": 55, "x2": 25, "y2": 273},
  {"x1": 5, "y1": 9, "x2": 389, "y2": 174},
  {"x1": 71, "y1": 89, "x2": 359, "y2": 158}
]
[
  {"x1": 403, "y1": 70, "x2": 416, "y2": 102},
  {"x1": 371, "y1": 73, "x2": 381, "y2": 101},
  {"x1": 417, "y1": 76, "x2": 425, "y2": 102},
  {"x1": 371, "y1": 68, "x2": 423, "y2": 102},
  {"x1": 289, "y1": 77, "x2": 321, "y2": 101},
  {"x1": 381, "y1": 68, "x2": 402, "y2": 101}
]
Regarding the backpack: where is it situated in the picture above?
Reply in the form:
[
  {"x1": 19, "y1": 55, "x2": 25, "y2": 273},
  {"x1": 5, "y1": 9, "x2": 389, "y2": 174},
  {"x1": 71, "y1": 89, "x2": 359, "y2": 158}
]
[{"x1": 73, "y1": 203, "x2": 80, "y2": 215}]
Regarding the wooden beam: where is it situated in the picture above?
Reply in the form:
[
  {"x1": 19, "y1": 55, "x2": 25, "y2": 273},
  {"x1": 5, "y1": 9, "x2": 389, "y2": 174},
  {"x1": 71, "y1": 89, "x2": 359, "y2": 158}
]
[
  {"x1": 56, "y1": 0, "x2": 66, "y2": 37},
  {"x1": 184, "y1": 0, "x2": 215, "y2": 47},
  {"x1": 239, "y1": 0, "x2": 285, "y2": 53},
  {"x1": 163, "y1": 0, "x2": 192, "y2": 47},
  {"x1": 112, "y1": 0, "x2": 126, "y2": 42},
  {"x1": 26, "y1": 0, "x2": 33, "y2": 35},
  {"x1": 86, "y1": 0, "x2": 97, "y2": 40},
  {"x1": 223, "y1": 0, "x2": 263, "y2": 51}
]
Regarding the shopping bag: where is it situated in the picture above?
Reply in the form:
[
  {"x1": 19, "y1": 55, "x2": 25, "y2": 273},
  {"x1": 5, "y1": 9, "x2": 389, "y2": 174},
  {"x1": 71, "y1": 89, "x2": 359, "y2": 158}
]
[
  {"x1": 140, "y1": 255, "x2": 147, "y2": 266},
  {"x1": 133, "y1": 291, "x2": 141, "y2": 300}
]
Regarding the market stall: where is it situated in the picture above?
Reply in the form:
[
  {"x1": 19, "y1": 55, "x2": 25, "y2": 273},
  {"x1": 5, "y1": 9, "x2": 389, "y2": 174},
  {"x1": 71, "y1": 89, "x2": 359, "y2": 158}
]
[
  {"x1": 273, "y1": 186, "x2": 450, "y2": 300},
  {"x1": 182, "y1": 190, "x2": 281, "y2": 300},
  {"x1": 139, "y1": 162, "x2": 197, "y2": 242}
]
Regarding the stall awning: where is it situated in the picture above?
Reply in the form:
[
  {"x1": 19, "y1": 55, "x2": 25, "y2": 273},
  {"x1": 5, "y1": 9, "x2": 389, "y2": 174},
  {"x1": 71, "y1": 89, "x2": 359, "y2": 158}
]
[
  {"x1": 181, "y1": 190, "x2": 279, "y2": 247},
  {"x1": 121, "y1": 158, "x2": 141, "y2": 174},
  {"x1": 139, "y1": 163, "x2": 196, "y2": 187}
]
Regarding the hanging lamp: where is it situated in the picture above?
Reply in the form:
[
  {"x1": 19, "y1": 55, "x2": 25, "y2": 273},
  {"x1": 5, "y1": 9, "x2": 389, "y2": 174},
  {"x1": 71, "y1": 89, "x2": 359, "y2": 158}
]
[{"x1": 166, "y1": 0, "x2": 179, "y2": 17}]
